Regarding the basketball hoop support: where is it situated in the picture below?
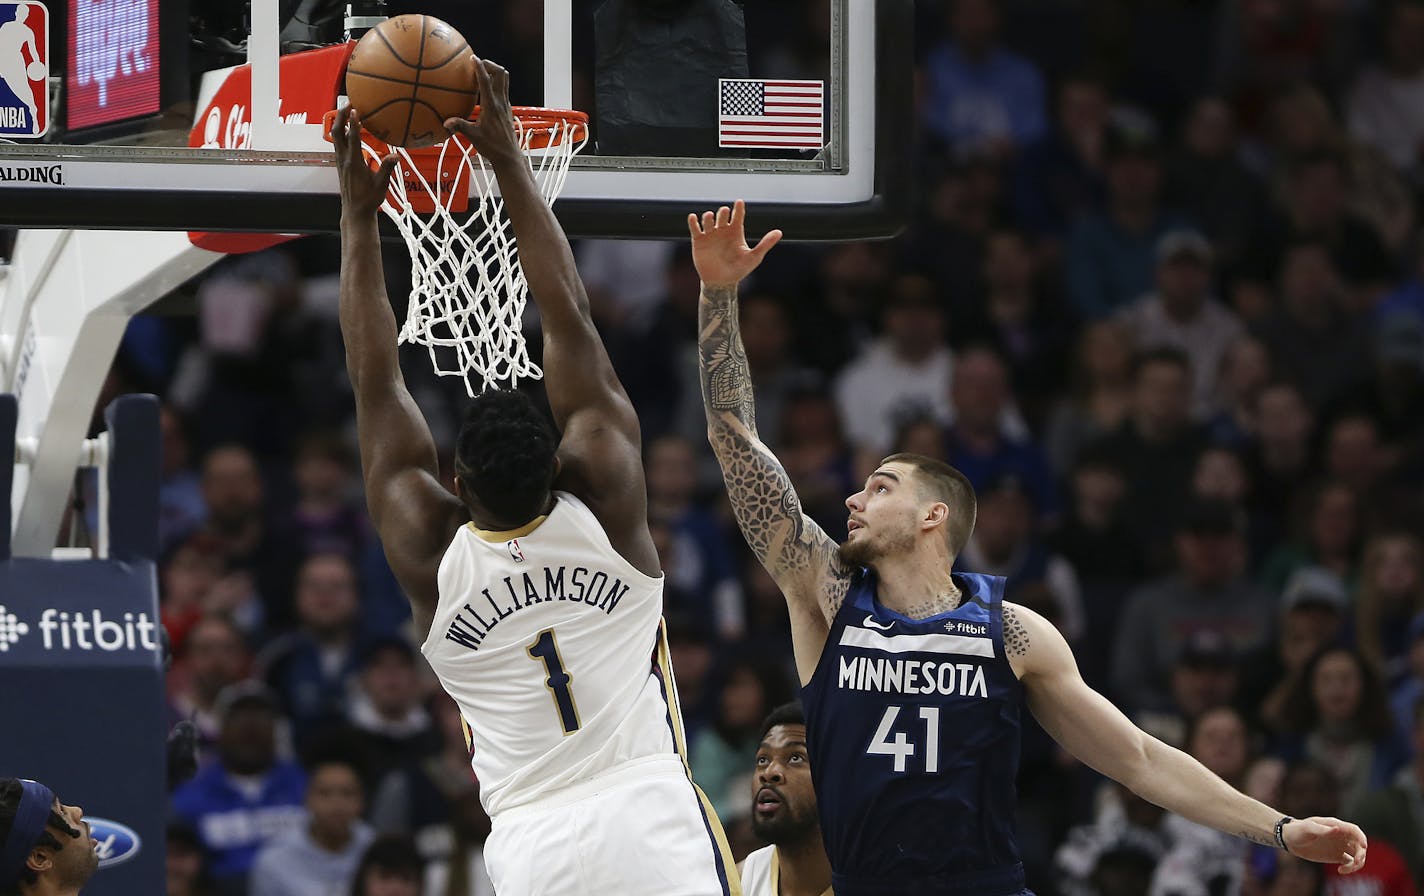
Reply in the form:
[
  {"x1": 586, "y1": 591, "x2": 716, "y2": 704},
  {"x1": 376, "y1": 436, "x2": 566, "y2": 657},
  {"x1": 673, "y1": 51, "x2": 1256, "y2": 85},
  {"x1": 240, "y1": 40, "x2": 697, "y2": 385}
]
[{"x1": 0, "y1": 230, "x2": 223, "y2": 556}]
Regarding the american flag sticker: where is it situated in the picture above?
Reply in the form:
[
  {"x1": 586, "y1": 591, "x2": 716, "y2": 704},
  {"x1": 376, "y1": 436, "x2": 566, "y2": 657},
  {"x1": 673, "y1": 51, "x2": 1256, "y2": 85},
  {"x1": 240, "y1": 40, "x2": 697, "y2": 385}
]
[{"x1": 718, "y1": 78, "x2": 824, "y2": 150}]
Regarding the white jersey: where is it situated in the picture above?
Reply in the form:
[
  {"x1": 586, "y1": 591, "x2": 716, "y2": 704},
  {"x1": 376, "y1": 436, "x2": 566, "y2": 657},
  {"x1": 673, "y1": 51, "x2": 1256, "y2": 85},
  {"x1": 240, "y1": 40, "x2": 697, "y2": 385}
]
[
  {"x1": 740, "y1": 845, "x2": 777, "y2": 896},
  {"x1": 422, "y1": 491, "x2": 678, "y2": 816}
]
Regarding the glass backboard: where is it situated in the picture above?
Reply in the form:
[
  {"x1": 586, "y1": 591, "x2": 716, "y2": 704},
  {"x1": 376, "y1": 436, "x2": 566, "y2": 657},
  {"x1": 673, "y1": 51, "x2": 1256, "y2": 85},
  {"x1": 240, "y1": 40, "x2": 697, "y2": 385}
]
[{"x1": 0, "y1": 0, "x2": 911, "y2": 240}]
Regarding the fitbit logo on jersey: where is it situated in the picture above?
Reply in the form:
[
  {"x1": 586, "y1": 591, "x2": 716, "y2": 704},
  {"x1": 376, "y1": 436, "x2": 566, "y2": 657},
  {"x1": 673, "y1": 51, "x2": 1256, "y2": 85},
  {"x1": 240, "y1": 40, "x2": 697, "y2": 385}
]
[{"x1": 37, "y1": 609, "x2": 159, "y2": 651}]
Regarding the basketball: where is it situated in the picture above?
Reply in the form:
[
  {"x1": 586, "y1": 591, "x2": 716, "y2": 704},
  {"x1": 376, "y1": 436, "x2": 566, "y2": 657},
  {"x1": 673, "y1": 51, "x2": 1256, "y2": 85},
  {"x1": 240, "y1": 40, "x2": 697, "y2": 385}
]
[{"x1": 345, "y1": 14, "x2": 477, "y2": 148}]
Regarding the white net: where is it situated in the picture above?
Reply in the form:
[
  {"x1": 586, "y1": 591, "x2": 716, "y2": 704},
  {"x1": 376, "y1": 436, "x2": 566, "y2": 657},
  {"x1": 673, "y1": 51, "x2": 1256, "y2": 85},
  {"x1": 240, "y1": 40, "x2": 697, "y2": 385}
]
[{"x1": 357, "y1": 115, "x2": 586, "y2": 395}]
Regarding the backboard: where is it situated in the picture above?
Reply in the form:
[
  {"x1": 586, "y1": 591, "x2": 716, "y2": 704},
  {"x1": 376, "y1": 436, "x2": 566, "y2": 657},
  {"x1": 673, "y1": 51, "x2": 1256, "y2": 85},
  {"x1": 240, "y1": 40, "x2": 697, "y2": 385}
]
[{"x1": 0, "y1": 0, "x2": 912, "y2": 241}]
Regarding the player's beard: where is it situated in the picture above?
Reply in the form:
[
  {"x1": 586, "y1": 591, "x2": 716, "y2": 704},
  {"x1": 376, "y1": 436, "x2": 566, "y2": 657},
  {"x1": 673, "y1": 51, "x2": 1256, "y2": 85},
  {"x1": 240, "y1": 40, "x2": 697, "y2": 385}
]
[
  {"x1": 837, "y1": 521, "x2": 915, "y2": 569},
  {"x1": 751, "y1": 798, "x2": 819, "y2": 845}
]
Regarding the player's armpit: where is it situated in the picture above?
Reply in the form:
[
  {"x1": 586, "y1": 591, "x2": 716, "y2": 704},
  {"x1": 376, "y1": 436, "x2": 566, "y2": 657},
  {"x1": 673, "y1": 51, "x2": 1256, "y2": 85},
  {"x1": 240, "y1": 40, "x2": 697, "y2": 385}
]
[{"x1": 365, "y1": 466, "x2": 467, "y2": 635}]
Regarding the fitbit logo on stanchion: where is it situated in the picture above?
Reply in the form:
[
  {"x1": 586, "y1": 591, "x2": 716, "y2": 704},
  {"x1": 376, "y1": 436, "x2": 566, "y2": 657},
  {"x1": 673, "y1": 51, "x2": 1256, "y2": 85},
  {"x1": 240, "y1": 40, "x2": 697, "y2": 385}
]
[
  {"x1": 37, "y1": 609, "x2": 159, "y2": 651},
  {"x1": 0, "y1": 606, "x2": 30, "y2": 651}
]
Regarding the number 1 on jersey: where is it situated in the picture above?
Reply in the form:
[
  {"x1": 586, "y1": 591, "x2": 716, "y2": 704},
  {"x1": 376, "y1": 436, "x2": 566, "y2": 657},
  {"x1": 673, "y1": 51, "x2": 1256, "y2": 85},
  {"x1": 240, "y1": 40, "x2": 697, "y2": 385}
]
[
  {"x1": 527, "y1": 628, "x2": 581, "y2": 735},
  {"x1": 867, "y1": 705, "x2": 940, "y2": 773}
]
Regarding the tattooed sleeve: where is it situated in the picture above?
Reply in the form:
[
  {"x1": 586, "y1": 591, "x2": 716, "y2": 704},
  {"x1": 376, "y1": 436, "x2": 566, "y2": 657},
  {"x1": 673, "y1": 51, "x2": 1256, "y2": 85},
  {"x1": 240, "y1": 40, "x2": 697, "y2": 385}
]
[{"x1": 698, "y1": 284, "x2": 851, "y2": 621}]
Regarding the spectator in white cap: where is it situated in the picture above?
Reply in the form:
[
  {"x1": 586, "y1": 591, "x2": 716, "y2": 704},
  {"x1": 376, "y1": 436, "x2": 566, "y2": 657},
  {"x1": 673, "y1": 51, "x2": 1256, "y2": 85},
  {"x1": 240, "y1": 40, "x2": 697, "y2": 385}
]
[{"x1": 1116, "y1": 229, "x2": 1244, "y2": 419}]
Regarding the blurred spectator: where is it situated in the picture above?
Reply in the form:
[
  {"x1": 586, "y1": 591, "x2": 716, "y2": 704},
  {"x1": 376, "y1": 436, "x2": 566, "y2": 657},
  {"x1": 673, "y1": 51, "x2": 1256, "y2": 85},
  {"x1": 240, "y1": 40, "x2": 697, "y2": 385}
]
[
  {"x1": 171, "y1": 683, "x2": 307, "y2": 896},
  {"x1": 1165, "y1": 96, "x2": 1268, "y2": 274},
  {"x1": 340, "y1": 638, "x2": 441, "y2": 791},
  {"x1": 1207, "y1": 336, "x2": 1273, "y2": 449},
  {"x1": 1149, "y1": 707, "x2": 1256, "y2": 896},
  {"x1": 1252, "y1": 241, "x2": 1370, "y2": 411},
  {"x1": 1012, "y1": 72, "x2": 1110, "y2": 240},
  {"x1": 350, "y1": 835, "x2": 426, "y2": 896},
  {"x1": 161, "y1": 533, "x2": 234, "y2": 650},
  {"x1": 646, "y1": 434, "x2": 744, "y2": 641},
  {"x1": 161, "y1": 404, "x2": 207, "y2": 552},
  {"x1": 1375, "y1": 236, "x2": 1424, "y2": 323},
  {"x1": 1244, "y1": 381, "x2": 1317, "y2": 544},
  {"x1": 1054, "y1": 782, "x2": 1174, "y2": 896},
  {"x1": 832, "y1": 277, "x2": 953, "y2": 456},
  {"x1": 1333, "y1": 313, "x2": 1424, "y2": 486},
  {"x1": 1348, "y1": 693, "x2": 1424, "y2": 884},
  {"x1": 665, "y1": 615, "x2": 717, "y2": 744},
  {"x1": 920, "y1": 0, "x2": 1048, "y2": 158},
  {"x1": 1262, "y1": 85, "x2": 1414, "y2": 258},
  {"x1": 944, "y1": 347, "x2": 1058, "y2": 520},
  {"x1": 250, "y1": 754, "x2": 375, "y2": 896},
  {"x1": 1353, "y1": 534, "x2": 1424, "y2": 684},
  {"x1": 778, "y1": 389, "x2": 859, "y2": 535},
  {"x1": 259, "y1": 553, "x2": 368, "y2": 746},
  {"x1": 1278, "y1": 646, "x2": 1409, "y2": 808},
  {"x1": 199, "y1": 444, "x2": 303, "y2": 632},
  {"x1": 287, "y1": 430, "x2": 368, "y2": 561},
  {"x1": 1273, "y1": 761, "x2": 1417, "y2": 896},
  {"x1": 1348, "y1": 0, "x2": 1424, "y2": 184},
  {"x1": 169, "y1": 614, "x2": 253, "y2": 765},
  {"x1": 689, "y1": 658, "x2": 790, "y2": 820},
  {"x1": 1241, "y1": 566, "x2": 1350, "y2": 735},
  {"x1": 1258, "y1": 481, "x2": 1362, "y2": 593},
  {"x1": 574, "y1": 239, "x2": 677, "y2": 333},
  {"x1": 1238, "y1": 847, "x2": 1326, "y2": 896},
  {"x1": 1085, "y1": 347, "x2": 1208, "y2": 557},
  {"x1": 1321, "y1": 414, "x2": 1390, "y2": 502},
  {"x1": 1044, "y1": 320, "x2": 1137, "y2": 475},
  {"x1": 420, "y1": 787, "x2": 494, "y2": 896},
  {"x1": 1191, "y1": 446, "x2": 1250, "y2": 506},
  {"x1": 1111, "y1": 499, "x2": 1274, "y2": 715},
  {"x1": 167, "y1": 821, "x2": 217, "y2": 896},
  {"x1": 1117, "y1": 230, "x2": 1245, "y2": 417},
  {"x1": 1136, "y1": 630, "x2": 1242, "y2": 749},
  {"x1": 1389, "y1": 615, "x2": 1424, "y2": 747},
  {"x1": 900, "y1": 157, "x2": 1002, "y2": 312},
  {"x1": 1066, "y1": 111, "x2": 1190, "y2": 320},
  {"x1": 956, "y1": 473, "x2": 1083, "y2": 641},
  {"x1": 369, "y1": 696, "x2": 476, "y2": 863},
  {"x1": 955, "y1": 229, "x2": 1074, "y2": 425}
]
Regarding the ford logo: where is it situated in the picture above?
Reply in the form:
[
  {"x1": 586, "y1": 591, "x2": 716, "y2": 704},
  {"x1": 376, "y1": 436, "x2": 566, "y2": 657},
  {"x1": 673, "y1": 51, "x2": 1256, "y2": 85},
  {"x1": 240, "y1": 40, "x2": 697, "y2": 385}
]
[{"x1": 83, "y1": 817, "x2": 141, "y2": 869}]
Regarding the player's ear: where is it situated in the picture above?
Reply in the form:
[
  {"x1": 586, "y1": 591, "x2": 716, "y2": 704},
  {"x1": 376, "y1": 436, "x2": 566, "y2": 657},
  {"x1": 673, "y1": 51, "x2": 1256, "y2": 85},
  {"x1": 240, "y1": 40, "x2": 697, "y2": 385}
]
[
  {"x1": 26, "y1": 844, "x2": 55, "y2": 874},
  {"x1": 922, "y1": 502, "x2": 949, "y2": 531}
]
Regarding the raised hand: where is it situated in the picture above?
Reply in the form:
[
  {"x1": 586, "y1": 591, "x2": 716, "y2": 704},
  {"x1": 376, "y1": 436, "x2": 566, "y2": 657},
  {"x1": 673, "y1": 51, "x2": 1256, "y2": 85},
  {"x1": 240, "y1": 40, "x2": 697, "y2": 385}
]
[
  {"x1": 1282, "y1": 816, "x2": 1367, "y2": 873},
  {"x1": 330, "y1": 106, "x2": 399, "y2": 218},
  {"x1": 687, "y1": 201, "x2": 783, "y2": 288},
  {"x1": 444, "y1": 58, "x2": 522, "y2": 167}
]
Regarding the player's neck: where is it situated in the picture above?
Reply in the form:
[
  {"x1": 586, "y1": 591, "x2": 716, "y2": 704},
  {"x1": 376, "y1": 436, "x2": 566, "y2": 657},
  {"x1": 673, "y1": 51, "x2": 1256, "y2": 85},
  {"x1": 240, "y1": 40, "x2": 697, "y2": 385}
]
[
  {"x1": 775, "y1": 837, "x2": 832, "y2": 896},
  {"x1": 874, "y1": 550, "x2": 961, "y2": 619}
]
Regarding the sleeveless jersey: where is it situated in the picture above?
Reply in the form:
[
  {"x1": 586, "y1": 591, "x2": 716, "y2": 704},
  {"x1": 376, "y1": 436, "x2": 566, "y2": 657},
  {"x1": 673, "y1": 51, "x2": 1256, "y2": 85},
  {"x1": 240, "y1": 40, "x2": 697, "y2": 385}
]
[
  {"x1": 740, "y1": 845, "x2": 832, "y2": 896},
  {"x1": 800, "y1": 570, "x2": 1028, "y2": 896},
  {"x1": 421, "y1": 492, "x2": 677, "y2": 816}
]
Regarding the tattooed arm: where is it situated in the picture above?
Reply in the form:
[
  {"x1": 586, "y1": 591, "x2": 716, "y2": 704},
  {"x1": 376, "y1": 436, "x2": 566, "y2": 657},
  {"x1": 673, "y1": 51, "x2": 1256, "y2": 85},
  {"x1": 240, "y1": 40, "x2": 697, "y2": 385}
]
[
  {"x1": 689, "y1": 203, "x2": 853, "y2": 657},
  {"x1": 1008, "y1": 602, "x2": 1368, "y2": 870}
]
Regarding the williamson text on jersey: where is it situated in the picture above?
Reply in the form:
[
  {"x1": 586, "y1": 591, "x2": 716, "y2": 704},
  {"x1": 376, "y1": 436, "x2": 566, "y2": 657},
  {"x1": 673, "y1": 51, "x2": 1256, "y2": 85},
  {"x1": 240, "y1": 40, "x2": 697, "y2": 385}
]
[
  {"x1": 0, "y1": 1, "x2": 49, "y2": 137},
  {"x1": 443, "y1": 565, "x2": 631, "y2": 651}
]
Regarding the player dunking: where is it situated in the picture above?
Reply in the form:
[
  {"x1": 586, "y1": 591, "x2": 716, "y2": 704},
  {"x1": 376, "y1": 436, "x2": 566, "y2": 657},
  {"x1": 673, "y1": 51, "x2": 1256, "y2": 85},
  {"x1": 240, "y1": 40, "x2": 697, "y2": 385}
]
[
  {"x1": 331, "y1": 59, "x2": 738, "y2": 896},
  {"x1": 689, "y1": 202, "x2": 1368, "y2": 896}
]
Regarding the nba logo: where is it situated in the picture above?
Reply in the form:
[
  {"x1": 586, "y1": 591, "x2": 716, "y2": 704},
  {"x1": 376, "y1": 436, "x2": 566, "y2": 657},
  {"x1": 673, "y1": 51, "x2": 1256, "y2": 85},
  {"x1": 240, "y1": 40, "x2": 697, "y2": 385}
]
[
  {"x1": 0, "y1": 1, "x2": 47, "y2": 137},
  {"x1": 507, "y1": 539, "x2": 525, "y2": 563}
]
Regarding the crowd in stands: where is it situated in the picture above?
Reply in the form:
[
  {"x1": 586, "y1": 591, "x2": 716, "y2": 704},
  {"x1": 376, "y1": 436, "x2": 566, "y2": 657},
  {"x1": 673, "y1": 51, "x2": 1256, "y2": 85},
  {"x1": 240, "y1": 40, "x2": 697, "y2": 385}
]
[{"x1": 107, "y1": 1, "x2": 1424, "y2": 894}]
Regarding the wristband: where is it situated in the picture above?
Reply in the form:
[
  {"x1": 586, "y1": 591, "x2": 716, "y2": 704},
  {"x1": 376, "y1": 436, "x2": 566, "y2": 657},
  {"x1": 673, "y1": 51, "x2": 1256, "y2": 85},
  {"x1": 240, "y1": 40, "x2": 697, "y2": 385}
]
[{"x1": 1274, "y1": 816, "x2": 1293, "y2": 853}]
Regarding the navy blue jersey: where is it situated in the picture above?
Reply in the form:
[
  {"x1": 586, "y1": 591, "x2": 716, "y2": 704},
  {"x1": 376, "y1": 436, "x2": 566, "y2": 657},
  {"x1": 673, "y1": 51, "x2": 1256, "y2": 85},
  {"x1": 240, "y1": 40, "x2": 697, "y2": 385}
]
[{"x1": 800, "y1": 569, "x2": 1029, "y2": 896}]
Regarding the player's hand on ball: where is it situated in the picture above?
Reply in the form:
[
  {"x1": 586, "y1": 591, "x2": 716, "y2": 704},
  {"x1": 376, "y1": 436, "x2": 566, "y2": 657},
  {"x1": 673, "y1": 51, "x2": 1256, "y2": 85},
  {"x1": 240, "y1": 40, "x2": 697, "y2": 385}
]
[
  {"x1": 331, "y1": 106, "x2": 398, "y2": 218},
  {"x1": 1282, "y1": 817, "x2": 1367, "y2": 872},
  {"x1": 687, "y1": 200, "x2": 783, "y2": 288},
  {"x1": 445, "y1": 58, "x2": 521, "y2": 166}
]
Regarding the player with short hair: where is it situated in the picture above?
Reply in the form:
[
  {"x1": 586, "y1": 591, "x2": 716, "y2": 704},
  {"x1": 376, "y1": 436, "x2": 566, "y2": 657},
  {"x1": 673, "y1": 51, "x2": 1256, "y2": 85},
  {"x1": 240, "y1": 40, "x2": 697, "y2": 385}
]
[
  {"x1": 331, "y1": 57, "x2": 737, "y2": 896},
  {"x1": 738, "y1": 702, "x2": 831, "y2": 896},
  {"x1": 689, "y1": 201, "x2": 1369, "y2": 896},
  {"x1": 0, "y1": 778, "x2": 98, "y2": 896}
]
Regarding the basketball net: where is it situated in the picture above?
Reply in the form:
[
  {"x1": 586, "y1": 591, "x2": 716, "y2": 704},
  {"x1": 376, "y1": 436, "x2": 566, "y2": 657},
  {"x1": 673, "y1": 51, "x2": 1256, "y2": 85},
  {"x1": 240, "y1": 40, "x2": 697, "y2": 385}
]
[{"x1": 342, "y1": 108, "x2": 588, "y2": 395}]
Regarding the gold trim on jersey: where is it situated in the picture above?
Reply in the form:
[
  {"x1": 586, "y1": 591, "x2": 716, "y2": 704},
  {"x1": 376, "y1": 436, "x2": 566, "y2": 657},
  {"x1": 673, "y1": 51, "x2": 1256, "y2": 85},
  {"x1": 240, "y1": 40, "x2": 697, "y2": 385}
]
[
  {"x1": 655, "y1": 618, "x2": 743, "y2": 895},
  {"x1": 769, "y1": 850, "x2": 833, "y2": 896},
  {"x1": 467, "y1": 514, "x2": 549, "y2": 542}
]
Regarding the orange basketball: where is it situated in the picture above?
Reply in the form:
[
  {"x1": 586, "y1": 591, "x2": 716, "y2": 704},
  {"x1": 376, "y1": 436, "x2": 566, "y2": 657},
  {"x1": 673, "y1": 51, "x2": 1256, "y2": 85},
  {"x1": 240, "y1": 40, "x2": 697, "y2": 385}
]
[{"x1": 345, "y1": 15, "x2": 477, "y2": 148}]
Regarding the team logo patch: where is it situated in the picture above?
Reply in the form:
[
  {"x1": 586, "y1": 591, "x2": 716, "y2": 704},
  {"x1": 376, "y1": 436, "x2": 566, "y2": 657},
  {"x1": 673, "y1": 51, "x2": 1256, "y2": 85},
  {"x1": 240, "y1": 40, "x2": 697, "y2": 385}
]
[
  {"x1": 507, "y1": 538, "x2": 525, "y2": 562},
  {"x1": 0, "y1": 2, "x2": 48, "y2": 137},
  {"x1": 84, "y1": 817, "x2": 142, "y2": 868}
]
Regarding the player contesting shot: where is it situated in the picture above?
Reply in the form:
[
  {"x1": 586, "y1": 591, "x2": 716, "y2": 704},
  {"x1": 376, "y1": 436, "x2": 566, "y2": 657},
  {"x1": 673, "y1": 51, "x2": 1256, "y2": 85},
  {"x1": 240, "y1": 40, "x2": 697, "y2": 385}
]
[
  {"x1": 331, "y1": 58, "x2": 739, "y2": 896},
  {"x1": 689, "y1": 201, "x2": 1369, "y2": 896}
]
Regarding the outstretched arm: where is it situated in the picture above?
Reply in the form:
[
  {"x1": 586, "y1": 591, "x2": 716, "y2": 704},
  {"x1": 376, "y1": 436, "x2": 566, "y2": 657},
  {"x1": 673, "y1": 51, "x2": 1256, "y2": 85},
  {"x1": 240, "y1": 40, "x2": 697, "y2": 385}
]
[
  {"x1": 446, "y1": 60, "x2": 654, "y2": 575},
  {"x1": 1007, "y1": 602, "x2": 1368, "y2": 872},
  {"x1": 332, "y1": 107, "x2": 467, "y2": 635},
  {"x1": 691, "y1": 203, "x2": 852, "y2": 678}
]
